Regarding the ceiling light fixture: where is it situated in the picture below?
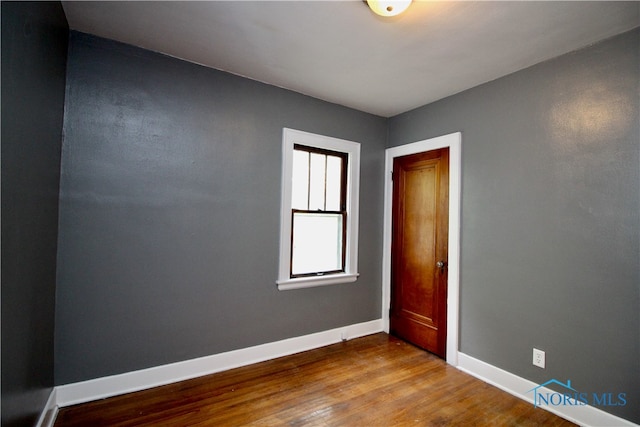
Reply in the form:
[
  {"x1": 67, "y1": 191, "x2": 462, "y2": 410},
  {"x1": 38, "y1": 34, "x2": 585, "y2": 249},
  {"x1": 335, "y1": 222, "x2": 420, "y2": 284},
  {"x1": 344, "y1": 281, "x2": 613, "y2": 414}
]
[{"x1": 366, "y1": 0, "x2": 412, "y2": 17}]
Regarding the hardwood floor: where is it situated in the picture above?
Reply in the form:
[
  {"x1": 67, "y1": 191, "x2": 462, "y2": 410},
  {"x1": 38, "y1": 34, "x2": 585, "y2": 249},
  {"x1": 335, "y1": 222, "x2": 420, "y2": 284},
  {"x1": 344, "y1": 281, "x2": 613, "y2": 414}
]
[{"x1": 55, "y1": 333, "x2": 575, "y2": 426}]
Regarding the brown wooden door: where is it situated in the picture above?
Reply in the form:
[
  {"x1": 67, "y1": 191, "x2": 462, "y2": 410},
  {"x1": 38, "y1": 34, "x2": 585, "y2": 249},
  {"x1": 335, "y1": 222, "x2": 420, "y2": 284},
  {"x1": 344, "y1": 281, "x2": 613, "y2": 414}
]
[{"x1": 390, "y1": 148, "x2": 449, "y2": 358}]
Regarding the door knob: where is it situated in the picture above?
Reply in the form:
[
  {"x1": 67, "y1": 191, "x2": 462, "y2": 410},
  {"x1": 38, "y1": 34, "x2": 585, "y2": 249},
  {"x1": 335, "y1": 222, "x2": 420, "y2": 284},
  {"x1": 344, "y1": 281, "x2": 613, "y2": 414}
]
[{"x1": 436, "y1": 261, "x2": 447, "y2": 268}]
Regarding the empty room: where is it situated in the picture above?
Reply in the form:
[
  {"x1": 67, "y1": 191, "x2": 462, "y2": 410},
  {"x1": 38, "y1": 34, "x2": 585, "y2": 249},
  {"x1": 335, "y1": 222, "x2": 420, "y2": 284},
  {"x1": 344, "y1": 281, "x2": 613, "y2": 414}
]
[{"x1": 2, "y1": 1, "x2": 638, "y2": 426}]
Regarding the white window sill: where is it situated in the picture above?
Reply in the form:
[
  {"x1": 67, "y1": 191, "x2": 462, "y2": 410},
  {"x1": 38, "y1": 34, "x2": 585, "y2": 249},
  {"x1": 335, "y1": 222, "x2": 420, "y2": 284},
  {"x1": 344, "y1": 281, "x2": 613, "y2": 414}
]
[{"x1": 277, "y1": 273, "x2": 359, "y2": 291}]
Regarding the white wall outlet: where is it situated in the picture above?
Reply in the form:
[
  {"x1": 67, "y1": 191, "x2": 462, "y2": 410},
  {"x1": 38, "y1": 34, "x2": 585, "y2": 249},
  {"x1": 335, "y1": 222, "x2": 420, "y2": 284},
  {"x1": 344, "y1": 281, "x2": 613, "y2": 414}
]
[{"x1": 533, "y1": 348, "x2": 545, "y2": 368}]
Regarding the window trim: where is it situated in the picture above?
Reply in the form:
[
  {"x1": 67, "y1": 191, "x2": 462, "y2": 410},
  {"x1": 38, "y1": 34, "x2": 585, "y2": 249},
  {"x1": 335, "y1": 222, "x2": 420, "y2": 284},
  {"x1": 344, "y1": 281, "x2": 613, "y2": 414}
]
[{"x1": 277, "y1": 128, "x2": 360, "y2": 291}]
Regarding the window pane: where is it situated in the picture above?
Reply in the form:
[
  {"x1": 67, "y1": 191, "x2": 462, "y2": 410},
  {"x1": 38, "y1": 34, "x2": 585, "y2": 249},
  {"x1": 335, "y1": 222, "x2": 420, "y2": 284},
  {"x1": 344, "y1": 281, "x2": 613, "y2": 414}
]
[
  {"x1": 325, "y1": 155, "x2": 342, "y2": 211},
  {"x1": 292, "y1": 150, "x2": 309, "y2": 209},
  {"x1": 292, "y1": 212, "x2": 343, "y2": 275},
  {"x1": 308, "y1": 153, "x2": 326, "y2": 210}
]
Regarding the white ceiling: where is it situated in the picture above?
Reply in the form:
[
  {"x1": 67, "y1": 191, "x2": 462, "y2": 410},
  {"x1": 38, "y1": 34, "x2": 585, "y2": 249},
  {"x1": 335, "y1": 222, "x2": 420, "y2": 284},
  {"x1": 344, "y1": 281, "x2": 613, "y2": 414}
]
[{"x1": 61, "y1": 1, "x2": 639, "y2": 117}]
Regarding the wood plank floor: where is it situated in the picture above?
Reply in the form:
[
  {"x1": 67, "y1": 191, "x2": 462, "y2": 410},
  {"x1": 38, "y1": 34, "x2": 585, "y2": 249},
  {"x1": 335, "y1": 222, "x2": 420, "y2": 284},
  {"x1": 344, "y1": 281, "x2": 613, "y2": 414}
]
[{"x1": 55, "y1": 333, "x2": 576, "y2": 426}]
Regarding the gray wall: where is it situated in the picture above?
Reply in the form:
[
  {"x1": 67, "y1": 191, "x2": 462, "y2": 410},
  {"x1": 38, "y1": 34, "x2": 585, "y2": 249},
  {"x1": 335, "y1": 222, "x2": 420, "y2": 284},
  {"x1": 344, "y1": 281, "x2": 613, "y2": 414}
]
[
  {"x1": 1, "y1": 2, "x2": 68, "y2": 426},
  {"x1": 388, "y1": 28, "x2": 639, "y2": 423},
  {"x1": 55, "y1": 32, "x2": 387, "y2": 384}
]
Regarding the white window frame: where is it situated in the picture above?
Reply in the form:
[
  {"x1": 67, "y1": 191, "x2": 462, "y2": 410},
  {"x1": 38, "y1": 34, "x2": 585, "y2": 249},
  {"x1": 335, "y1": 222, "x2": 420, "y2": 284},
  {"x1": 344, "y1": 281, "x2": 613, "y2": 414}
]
[{"x1": 277, "y1": 128, "x2": 360, "y2": 291}]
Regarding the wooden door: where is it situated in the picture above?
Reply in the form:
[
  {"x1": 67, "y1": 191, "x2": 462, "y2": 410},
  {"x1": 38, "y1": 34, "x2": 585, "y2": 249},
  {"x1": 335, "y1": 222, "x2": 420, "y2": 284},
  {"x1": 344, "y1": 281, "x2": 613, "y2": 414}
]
[{"x1": 390, "y1": 148, "x2": 449, "y2": 358}]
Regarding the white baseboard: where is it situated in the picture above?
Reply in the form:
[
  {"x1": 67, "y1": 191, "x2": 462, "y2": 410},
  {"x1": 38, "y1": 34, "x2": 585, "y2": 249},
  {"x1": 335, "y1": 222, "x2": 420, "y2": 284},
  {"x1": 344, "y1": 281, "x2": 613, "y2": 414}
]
[
  {"x1": 56, "y1": 319, "x2": 383, "y2": 407},
  {"x1": 35, "y1": 388, "x2": 58, "y2": 427},
  {"x1": 53, "y1": 325, "x2": 635, "y2": 426},
  {"x1": 457, "y1": 352, "x2": 638, "y2": 427}
]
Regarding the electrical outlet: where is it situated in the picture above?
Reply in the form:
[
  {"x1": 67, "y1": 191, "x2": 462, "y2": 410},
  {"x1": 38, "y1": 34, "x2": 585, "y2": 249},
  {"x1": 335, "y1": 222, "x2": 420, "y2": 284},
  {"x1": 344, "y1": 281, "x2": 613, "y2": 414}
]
[{"x1": 533, "y1": 348, "x2": 545, "y2": 368}]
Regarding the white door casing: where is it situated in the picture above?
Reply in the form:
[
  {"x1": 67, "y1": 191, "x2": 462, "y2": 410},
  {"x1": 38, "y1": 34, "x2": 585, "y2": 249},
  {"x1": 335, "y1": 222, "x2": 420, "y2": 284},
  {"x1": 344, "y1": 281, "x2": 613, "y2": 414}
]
[{"x1": 382, "y1": 132, "x2": 461, "y2": 365}]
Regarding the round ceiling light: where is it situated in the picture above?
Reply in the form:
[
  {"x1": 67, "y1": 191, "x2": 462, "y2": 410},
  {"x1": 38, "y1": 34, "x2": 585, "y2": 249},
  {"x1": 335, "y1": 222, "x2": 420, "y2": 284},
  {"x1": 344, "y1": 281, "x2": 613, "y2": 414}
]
[{"x1": 366, "y1": 0, "x2": 412, "y2": 17}]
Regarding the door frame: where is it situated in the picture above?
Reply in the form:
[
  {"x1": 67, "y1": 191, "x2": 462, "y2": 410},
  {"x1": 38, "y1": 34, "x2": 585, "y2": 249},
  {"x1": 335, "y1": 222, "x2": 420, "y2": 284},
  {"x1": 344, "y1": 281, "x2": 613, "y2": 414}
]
[{"x1": 382, "y1": 132, "x2": 461, "y2": 365}]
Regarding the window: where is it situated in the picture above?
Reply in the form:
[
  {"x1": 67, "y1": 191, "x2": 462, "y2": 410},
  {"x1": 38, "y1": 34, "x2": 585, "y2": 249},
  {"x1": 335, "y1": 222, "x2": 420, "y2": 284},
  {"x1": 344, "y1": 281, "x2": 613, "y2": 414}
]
[
  {"x1": 277, "y1": 128, "x2": 360, "y2": 290},
  {"x1": 291, "y1": 145, "x2": 347, "y2": 277}
]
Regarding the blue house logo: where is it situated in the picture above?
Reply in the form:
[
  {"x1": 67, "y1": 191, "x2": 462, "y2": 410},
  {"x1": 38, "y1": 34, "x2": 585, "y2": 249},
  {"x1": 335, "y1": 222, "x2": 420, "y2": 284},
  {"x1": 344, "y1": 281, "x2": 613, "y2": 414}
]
[{"x1": 527, "y1": 379, "x2": 626, "y2": 408}]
